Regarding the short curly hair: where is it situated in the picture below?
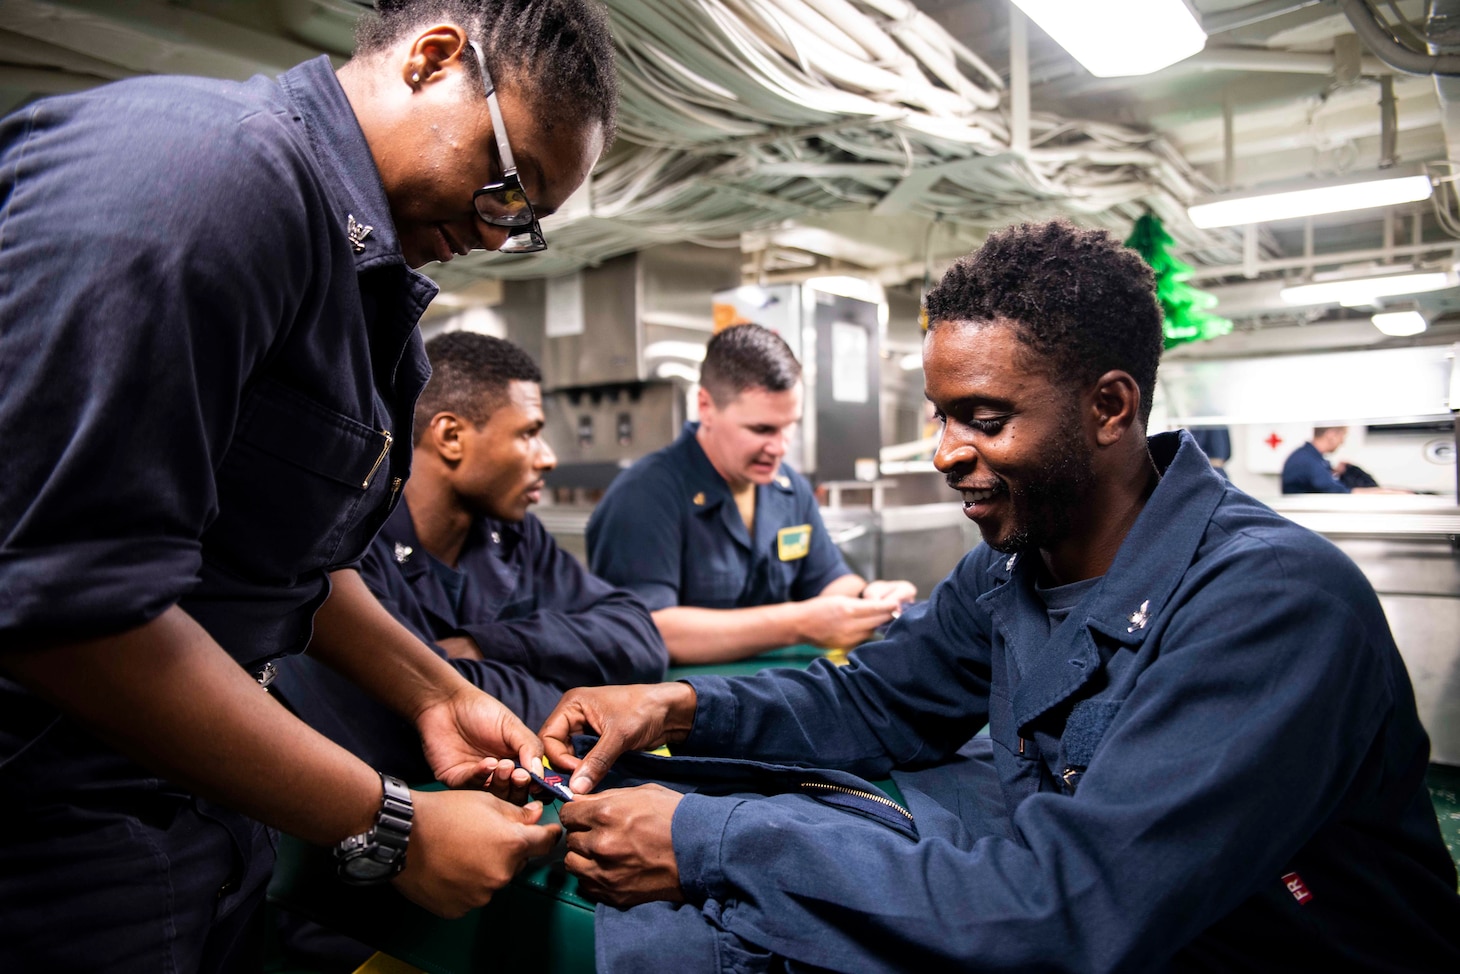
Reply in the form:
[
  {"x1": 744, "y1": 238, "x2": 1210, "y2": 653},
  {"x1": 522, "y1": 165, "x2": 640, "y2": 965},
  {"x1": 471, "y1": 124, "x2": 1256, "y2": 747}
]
[
  {"x1": 414, "y1": 332, "x2": 542, "y2": 443},
  {"x1": 355, "y1": 0, "x2": 618, "y2": 146},
  {"x1": 922, "y1": 219, "x2": 1163, "y2": 425}
]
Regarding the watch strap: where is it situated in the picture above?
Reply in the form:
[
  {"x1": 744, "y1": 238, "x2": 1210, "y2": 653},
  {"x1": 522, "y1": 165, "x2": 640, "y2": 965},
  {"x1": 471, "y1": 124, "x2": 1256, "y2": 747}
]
[{"x1": 334, "y1": 772, "x2": 413, "y2": 885}]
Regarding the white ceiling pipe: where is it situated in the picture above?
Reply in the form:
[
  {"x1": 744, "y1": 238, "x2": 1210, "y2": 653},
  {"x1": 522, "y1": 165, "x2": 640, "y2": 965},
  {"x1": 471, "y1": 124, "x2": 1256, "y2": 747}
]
[
  {"x1": 1188, "y1": 241, "x2": 1460, "y2": 281},
  {"x1": 1179, "y1": 46, "x2": 1390, "y2": 76}
]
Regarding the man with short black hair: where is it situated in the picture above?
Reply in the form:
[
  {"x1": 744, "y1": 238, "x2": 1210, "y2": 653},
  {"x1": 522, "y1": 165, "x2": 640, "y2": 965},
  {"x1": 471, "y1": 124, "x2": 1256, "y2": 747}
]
[
  {"x1": 587, "y1": 323, "x2": 917, "y2": 664},
  {"x1": 276, "y1": 332, "x2": 667, "y2": 775},
  {"x1": 0, "y1": 0, "x2": 616, "y2": 967},
  {"x1": 545, "y1": 220, "x2": 1460, "y2": 972}
]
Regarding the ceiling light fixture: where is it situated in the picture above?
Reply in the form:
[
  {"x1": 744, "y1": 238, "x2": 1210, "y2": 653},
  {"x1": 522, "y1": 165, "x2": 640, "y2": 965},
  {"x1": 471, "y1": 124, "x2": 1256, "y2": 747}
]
[
  {"x1": 1008, "y1": 0, "x2": 1206, "y2": 78},
  {"x1": 1188, "y1": 166, "x2": 1434, "y2": 229},
  {"x1": 1370, "y1": 310, "x2": 1428, "y2": 337},
  {"x1": 1279, "y1": 271, "x2": 1453, "y2": 308}
]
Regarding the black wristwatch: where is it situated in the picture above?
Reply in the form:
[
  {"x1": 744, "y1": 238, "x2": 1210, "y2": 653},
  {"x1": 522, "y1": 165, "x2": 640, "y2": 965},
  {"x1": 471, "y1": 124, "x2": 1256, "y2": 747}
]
[{"x1": 334, "y1": 773, "x2": 413, "y2": 886}]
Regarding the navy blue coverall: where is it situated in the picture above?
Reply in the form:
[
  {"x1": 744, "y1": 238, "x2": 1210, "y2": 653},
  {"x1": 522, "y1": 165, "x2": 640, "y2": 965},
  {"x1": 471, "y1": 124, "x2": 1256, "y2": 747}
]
[
  {"x1": 274, "y1": 498, "x2": 667, "y2": 777},
  {"x1": 1282, "y1": 440, "x2": 1351, "y2": 494},
  {"x1": 0, "y1": 57, "x2": 433, "y2": 970},
  {"x1": 596, "y1": 431, "x2": 1460, "y2": 973},
  {"x1": 587, "y1": 423, "x2": 850, "y2": 610}
]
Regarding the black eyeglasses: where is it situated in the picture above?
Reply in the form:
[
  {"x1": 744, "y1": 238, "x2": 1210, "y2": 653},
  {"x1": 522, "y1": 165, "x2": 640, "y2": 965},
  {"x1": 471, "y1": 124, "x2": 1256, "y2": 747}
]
[{"x1": 468, "y1": 40, "x2": 546, "y2": 254}]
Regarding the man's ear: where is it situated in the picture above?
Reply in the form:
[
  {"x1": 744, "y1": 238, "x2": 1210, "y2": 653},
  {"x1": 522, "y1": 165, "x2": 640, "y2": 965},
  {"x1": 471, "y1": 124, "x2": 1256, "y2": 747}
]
[
  {"x1": 1089, "y1": 370, "x2": 1141, "y2": 447},
  {"x1": 402, "y1": 23, "x2": 469, "y2": 91},
  {"x1": 428, "y1": 412, "x2": 468, "y2": 462},
  {"x1": 696, "y1": 386, "x2": 714, "y2": 426}
]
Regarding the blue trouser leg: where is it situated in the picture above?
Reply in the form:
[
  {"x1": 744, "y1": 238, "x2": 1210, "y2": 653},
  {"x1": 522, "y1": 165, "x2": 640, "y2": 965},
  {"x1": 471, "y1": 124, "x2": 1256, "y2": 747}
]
[{"x1": 0, "y1": 715, "x2": 273, "y2": 973}]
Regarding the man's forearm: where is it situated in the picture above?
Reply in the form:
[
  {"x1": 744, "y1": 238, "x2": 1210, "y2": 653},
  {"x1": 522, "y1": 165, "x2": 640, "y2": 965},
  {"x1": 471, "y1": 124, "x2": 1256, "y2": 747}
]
[
  {"x1": 310, "y1": 569, "x2": 473, "y2": 722},
  {"x1": 652, "y1": 603, "x2": 807, "y2": 663},
  {"x1": 818, "y1": 574, "x2": 866, "y2": 598},
  {"x1": 1, "y1": 606, "x2": 380, "y2": 844}
]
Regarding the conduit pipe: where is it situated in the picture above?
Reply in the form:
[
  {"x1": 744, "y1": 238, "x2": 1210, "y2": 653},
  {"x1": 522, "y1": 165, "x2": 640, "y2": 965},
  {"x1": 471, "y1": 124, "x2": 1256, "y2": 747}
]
[{"x1": 1339, "y1": 0, "x2": 1460, "y2": 76}]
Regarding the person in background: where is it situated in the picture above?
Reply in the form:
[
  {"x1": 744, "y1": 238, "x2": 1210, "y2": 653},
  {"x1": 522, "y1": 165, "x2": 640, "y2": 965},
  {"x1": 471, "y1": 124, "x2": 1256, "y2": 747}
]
[
  {"x1": 273, "y1": 331, "x2": 666, "y2": 971},
  {"x1": 0, "y1": 1, "x2": 616, "y2": 968},
  {"x1": 1281, "y1": 425, "x2": 1409, "y2": 494},
  {"x1": 276, "y1": 331, "x2": 668, "y2": 776},
  {"x1": 544, "y1": 220, "x2": 1460, "y2": 972},
  {"x1": 586, "y1": 323, "x2": 917, "y2": 664}
]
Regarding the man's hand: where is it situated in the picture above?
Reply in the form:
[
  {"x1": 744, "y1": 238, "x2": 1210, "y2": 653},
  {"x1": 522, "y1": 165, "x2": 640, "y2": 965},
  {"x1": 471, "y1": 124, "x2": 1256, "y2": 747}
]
[
  {"x1": 416, "y1": 687, "x2": 541, "y2": 794},
  {"x1": 560, "y1": 784, "x2": 685, "y2": 908},
  {"x1": 393, "y1": 789, "x2": 560, "y2": 918},
  {"x1": 539, "y1": 683, "x2": 697, "y2": 795},
  {"x1": 860, "y1": 579, "x2": 917, "y2": 606},
  {"x1": 797, "y1": 594, "x2": 899, "y2": 648}
]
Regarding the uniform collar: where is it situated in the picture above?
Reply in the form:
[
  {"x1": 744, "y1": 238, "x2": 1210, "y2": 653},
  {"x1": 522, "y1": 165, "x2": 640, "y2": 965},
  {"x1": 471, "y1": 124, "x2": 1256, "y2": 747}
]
[
  {"x1": 979, "y1": 430, "x2": 1226, "y2": 729},
  {"x1": 1082, "y1": 429, "x2": 1225, "y2": 648},
  {"x1": 277, "y1": 56, "x2": 424, "y2": 280},
  {"x1": 379, "y1": 500, "x2": 431, "y2": 581},
  {"x1": 379, "y1": 497, "x2": 524, "y2": 579},
  {"x1": 985, "y1": 430, "x2": 1223, "y2": 639},
  {"x1": 674, "y1": 422, "x2": 795, "y2": 550}
]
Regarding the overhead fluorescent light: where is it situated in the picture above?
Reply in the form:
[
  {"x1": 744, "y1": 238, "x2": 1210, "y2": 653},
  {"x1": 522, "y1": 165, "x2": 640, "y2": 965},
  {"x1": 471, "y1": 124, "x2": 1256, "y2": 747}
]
[
  {"x1": 1371, "y1": 310, "x2": 1428, "y2": 337},
  {"x1": 1008, "y1": 1, "x2": 1206, "y2": 78},
  {"x1": 1279, "y1": 271, "x2": 1453, "y2": 308},
  {"x1": 1188, "y1": 167, "x2": 1434, "y2": 229},
  {"x1": 898, "y1": 352, "x2": 923, "y2": 371},
  {"x1": 805, "y1": 276, "x2": 884, "y2": 304}
]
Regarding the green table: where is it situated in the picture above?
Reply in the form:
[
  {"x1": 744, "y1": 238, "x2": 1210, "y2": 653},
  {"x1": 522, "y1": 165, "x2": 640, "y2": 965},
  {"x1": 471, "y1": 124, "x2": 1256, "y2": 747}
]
[{"x1": 666, "y1": 642, "x2": 840, "y2": 681}]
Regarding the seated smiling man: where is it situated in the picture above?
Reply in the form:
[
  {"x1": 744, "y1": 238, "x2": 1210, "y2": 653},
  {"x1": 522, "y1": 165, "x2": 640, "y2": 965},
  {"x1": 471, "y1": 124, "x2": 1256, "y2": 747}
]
[
  {"x1": 587, "y1": 323, "x2": 916, "y2": 664},
  {"x1": 544, "y1": 221, "x2": 1460, "y2": 972},
  {"x1": 275, "y1": 332, "x2": 667, "y2": 778}
]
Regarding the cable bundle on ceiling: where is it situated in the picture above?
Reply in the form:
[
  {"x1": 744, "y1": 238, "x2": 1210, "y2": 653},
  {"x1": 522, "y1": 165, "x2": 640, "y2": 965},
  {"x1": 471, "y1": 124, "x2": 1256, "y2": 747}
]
[{"x1": 462, "y1": 0, "x2": 1213, "y2": 281}]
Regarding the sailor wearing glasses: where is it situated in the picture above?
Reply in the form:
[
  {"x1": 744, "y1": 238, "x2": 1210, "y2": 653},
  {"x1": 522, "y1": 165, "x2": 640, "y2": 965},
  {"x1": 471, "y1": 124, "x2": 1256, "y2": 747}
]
[{"x1": 0, "y1": 1, "x2": 616, "y2": 968}]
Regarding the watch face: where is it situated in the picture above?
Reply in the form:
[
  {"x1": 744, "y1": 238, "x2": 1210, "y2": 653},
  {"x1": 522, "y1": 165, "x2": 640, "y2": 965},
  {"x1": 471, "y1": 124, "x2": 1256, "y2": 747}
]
[{"x1": 340, "y1": 854, "x2": 396, "y2": 884}]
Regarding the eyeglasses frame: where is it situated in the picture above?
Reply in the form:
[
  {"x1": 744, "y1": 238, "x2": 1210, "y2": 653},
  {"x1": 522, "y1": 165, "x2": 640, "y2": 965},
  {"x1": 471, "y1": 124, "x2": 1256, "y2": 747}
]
[{"x1": 467, "y1": 39, "x2": 546, "y2": 253}]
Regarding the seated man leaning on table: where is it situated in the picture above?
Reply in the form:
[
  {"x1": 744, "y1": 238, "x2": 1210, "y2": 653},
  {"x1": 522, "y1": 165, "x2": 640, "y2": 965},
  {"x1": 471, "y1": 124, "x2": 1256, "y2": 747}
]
[
  {"x1": 274, "y1": 332, "x2": 667, "y2": 778},
  {"x1": 545, "y1": 220, "x2": 1460, "y2": 972},
  {"x1": 586, "y1": 322, "x2": 916, "y2": 664}
]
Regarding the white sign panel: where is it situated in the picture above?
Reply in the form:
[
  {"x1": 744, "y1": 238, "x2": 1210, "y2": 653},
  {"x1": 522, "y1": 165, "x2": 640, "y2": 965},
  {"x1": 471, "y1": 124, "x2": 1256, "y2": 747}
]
[
  {"x1": 545, "y1": 273, "x2": 585, "y2": 338},
  {"x1": 831, "y1": 322, "x2": 868, "y2": 404}
]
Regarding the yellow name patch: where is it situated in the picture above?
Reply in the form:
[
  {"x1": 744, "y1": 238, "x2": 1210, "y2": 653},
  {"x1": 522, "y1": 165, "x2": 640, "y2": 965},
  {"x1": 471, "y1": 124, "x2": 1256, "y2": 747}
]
[{"x1": 777, "y1": 524, "x2": 812, "y2": 561}]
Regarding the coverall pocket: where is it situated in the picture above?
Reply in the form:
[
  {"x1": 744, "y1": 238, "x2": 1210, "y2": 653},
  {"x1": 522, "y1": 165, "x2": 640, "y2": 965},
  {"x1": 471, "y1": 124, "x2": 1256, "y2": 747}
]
[{"x1": 209, "y1": 378, "x2": 392, "y2": 578}]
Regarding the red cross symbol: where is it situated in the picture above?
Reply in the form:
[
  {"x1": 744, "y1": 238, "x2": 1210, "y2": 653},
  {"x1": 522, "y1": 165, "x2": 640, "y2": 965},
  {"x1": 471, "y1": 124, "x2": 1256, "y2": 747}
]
[{"x1": 1264, "y1": 432, "x2": 1284, "y2": 451}]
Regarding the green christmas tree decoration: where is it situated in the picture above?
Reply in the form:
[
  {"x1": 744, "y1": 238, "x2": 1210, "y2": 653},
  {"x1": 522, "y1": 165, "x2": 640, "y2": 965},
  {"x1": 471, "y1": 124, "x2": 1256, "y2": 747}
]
[{"x1": 1124, "y1": 213, "x2": 1232, "y2": 349}]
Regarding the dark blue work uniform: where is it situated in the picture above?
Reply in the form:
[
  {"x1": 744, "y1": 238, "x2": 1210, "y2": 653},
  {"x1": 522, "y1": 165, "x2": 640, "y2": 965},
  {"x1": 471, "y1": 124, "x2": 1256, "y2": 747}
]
[
  {"x1": 275, "y1": 498, "x2": 668, "y2": 776},
  {"x1": 598, "y1": 431, "x2": 1460, "y2": 972},
  {"x1": 0, "y1": 57, "x2": 432, "y2": 971},
  {"x1": 1282, "y1": 440, "x2": 1351, "y2": 493},
  {"x1": 587, "y1": 423, "x2": 850, "y2": 610}
]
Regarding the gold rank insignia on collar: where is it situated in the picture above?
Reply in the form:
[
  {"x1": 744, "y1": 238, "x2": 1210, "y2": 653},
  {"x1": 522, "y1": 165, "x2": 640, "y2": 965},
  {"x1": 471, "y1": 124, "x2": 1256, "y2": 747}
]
[
  {"x1": 393, "y1": 541, "x2": 412, "y2": 564},
  {"x1": 347, "y1": 214, "x2": 373, "y2": 253},
  {"x1": 692, "y1": 492, "x2": 705, "y2": 506}
]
